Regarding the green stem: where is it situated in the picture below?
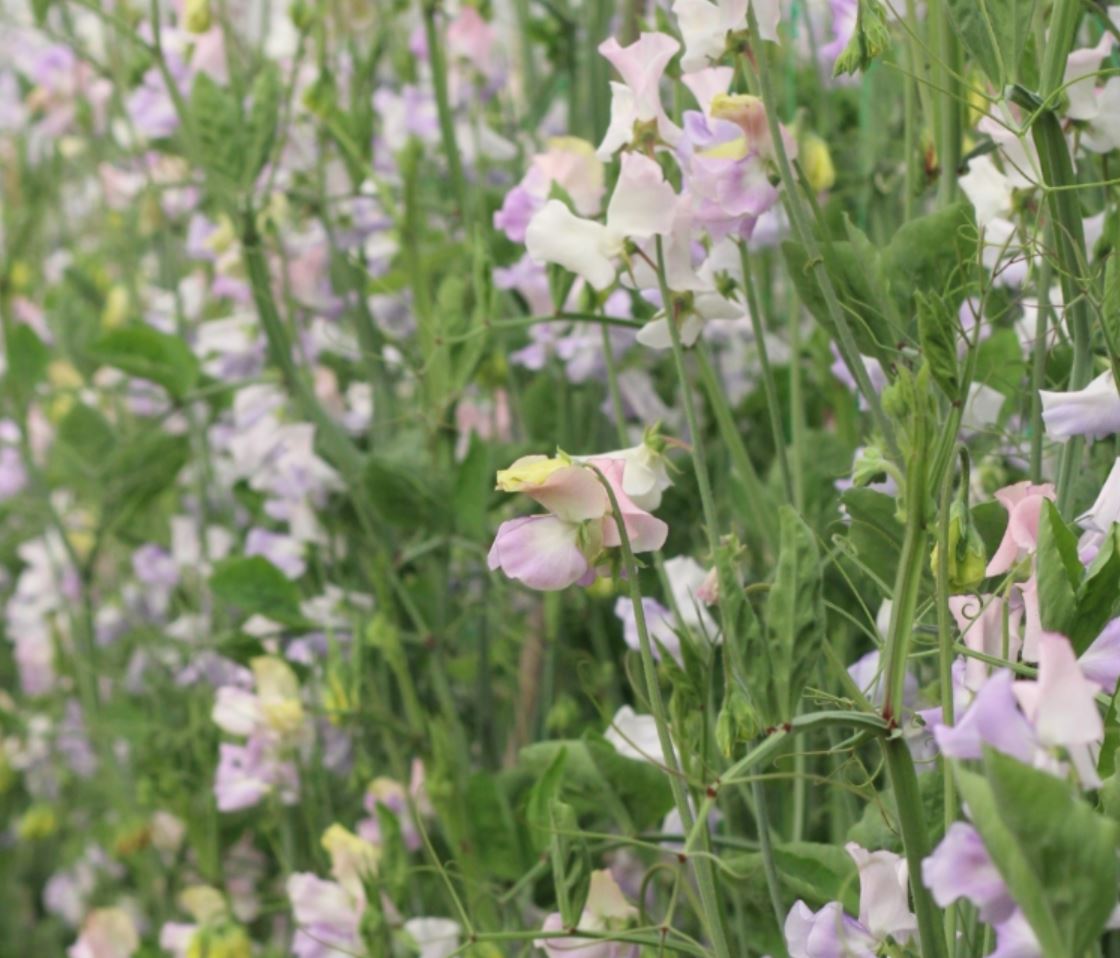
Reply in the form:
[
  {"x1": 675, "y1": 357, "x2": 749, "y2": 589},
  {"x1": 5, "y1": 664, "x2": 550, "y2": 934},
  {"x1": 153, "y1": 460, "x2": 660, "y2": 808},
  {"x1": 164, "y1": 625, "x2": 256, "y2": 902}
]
[
  {"x1": 931, "y1": 0, "x2": 963, "y2": 205},
  {"x1": 752, "y1": 779, "x2": 786, "y2": 932},
  {"x1": 694, "y1": 345, "x2": 779, "y2": 554},
  {"x1": 1029, "y1": 108, "x2": 1093, "y2": 514},
  {"x1": 934, "y1": 450, "x2": 958, "y2": 950},
  {"x1": 1029, "y1": 234, "x2": 1054, "y2": 484},
  {"x1": 420, "y1": 0, "x2": 471, "y2": 227},
  {"x1": 883, "y1": 737, "x2": 949, "y2": 958},
  {"x1": 881, "y1": 404, "x2": 929, "y2": 722},
  {"x1": 589, "y1": 465, "x2": 734, "y2": 958},
  {"x1": 738, "y1": 240, "x2": 794, "y2": 502}
]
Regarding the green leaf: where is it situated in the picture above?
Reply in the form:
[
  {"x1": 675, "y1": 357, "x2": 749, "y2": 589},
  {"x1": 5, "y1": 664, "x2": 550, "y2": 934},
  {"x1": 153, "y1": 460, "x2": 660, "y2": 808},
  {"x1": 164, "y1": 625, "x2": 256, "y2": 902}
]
[
  {"x1": 882, "y1": 202, "x2": 977, "y2": 319},
  {"x1": 781, "y1": 239, "x2": 895, "y2": 365},
  {"x1": 1035, "y1": 500, "x2": 1082, "y2": 636},
  {"x1": 244, "y1": 64, "x2": 281, "y2": 187},
  {"x1": 188, "y1": 72, "x2": 244, "y2": 184},
  {"x1": 4, "y1": 324, "x2": 49, "y2": 408},
  {"x1": 525, "y1": 747, "x2": 568, "y2": 854},
  {"x1": 946, "y1": 0, "x2": 1037, "y2": 89},
  {"x1": 916, "y1": 291, "x2": 961, "y2": 400},
  {"x1": 452, "y1": 434, "x2": 492, "y2": 541},
  {"x1": 958, "y1": 749, "x2": 1119, "y2": 958},
  {"x1": 1071, "y1": 526, "x2": 1120, "y2": 653},
  {"x1": 766, "y1": 506, "x2": 825, "y2": 722},
  {"x1": 974, "y1": 328, "x2": 1029, "y2": 396},
  {"x1": 727, "y1": 842, "x2": 859, "y2": 915},
  {"x1": 364, "y1": 453, "x2": 450, "y2": 532},
  {"x1": 466, "y1": 772, "x2": 526, "y2": 881},
  {"x1": 90, "y1": 326, "x2": 199, "y2": 399},
  {"x1": 50, "y1": 402, "x2": 115, "y2": 483},
  {"x1": 518, "y1": 738, "x2": 673, "y2": 832},
  {"x1": 839, "y1": 488, "x2": 904, "y2": 591},
  {"x1": 209, "y1": 556, "x2": 301, "y2": 621}
]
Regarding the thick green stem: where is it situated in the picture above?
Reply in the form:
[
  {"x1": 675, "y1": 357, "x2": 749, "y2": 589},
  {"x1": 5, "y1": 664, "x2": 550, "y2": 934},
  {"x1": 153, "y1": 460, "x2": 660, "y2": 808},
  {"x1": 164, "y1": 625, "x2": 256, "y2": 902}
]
[
  {"x1": 881, "y1": 407, "x2": 929, "y2": 722},
  {"x1": 883, "y1": 737, "x2": 949, "y2": 958},
  {"x1": 1029, "y1": 238, "x2": 1054, "y2": 484},
  {"x1": 934, "y1": 450, "x2": 958, "y2": 949},
  {"x1": 931, "y1": 0, "x2": 963, "y2": 205},
  {"x1": 1029, "y1": 109, "x2": 1093, "y2": 513}
]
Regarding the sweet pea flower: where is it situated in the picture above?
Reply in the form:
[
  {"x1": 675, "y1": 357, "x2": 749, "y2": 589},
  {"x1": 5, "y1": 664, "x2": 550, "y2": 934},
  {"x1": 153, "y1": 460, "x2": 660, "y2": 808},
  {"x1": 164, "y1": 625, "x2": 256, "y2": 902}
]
[
  {"x1": 535, "y1": 869, "x2": 638, "y2": 958},
  {"x1": 1040, "y1": 371, "x2": 1120, "y2": 441},
  {"x1": 494, "y1": 137, "x2": 604, "y2": 243},
  {"x1": 286, "y1": 873, "x2": 364, "y2": 958},
  {"x1": 933, "y1": 670, "x2": 1037, "y2": 764},
  {"x1": 488, "y1": 454, "x2": 668, "y2": 591},
  {"x1": 949, "y1": 594, "x2": 1023, "y2": 692},
  {"x1": 1080, "y1": 618, "x2": 1120, "y2": 693},
  {"x1": 596, "y1": 33, "x2": 683, "y2": 159},
  {"x1": 603, "y1": 705, "x2": 667, "y2": 763},
  {"x1": 672, "y1": 0, "x2": 782, "y2": 72},
  {"x1": 985, "y1": 481, "x2": 1056, "y2": 577},
  {"x1": 845, "y1": 844, "x2": 917, "y2": 944},
  {"x1": 785, "y1": 900, "x2": 876, "y2": 958},
  {"x1": 404, "y1": 917, "x2": 462, "y2": 958},
  {"x1": 785, "y1": 846, "x2": 913, "y2": 958},
  {"x1": 923, "y1": 823, "x2": 1016, "y2": 924},
  {"x1": 1078, "y1": 457, "x2": 1120, "y2": 533},
  {"x1": 69, "y1": 908, "x2": 139, "y2": 958},
  {"x1": 525, "y1": 152, "x2": 678, "y2": 291},
  {"x1": 1013, "y1": 631, "x2": 1102, "y2": 752}
]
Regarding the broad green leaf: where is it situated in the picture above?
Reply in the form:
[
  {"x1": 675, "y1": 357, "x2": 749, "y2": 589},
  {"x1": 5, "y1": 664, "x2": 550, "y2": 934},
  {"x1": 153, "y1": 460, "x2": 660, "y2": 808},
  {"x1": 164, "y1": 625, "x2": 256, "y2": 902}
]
[
  {"x1": 839, "y1": 488, "x2": 904, "y2": 591},
  {"x1": 946, "y1": 0, "x2": 1037, "y2": 89},
  {"x1": 1072, "y1": 526, "x2": 1120, "y2": 653},
  {"x1": 364, "y1": 454, "x2": 450, "y2": 532},
  {"x1": 1035, "y1": 500, "x2": 1081, "y2": 636},
  {"x1": 50, "y1": 402, "x2": 115, "y2": 484},
  {"x1": 452, "y1": 434, "x2": 492, "y2": 541},
  {"x1": 189, "y1": 72, "x2": 244, "y2": 184},
  {"x1": 4, "y1": 324, "x2": 49, "y2": 408},
  {"x1": 765, "y1": 506, "x2": 824, "y2": 722},
  {"x1": 916, "y1": 291, "x2": 960, "y2": 400},
  {"x1": 727, "y1": 842, "x2": 859, "y2": 915},
  {"x1": 961, "y1": 749, "x2": 1120, "y2": 958},
  {"x1": 466, "y1": 772, "x2": 526, "y2": 881},
  {"x1": 974, "y1": 328, "x2": 1029, "y2": 396},
  {"x1": 90, "y1": 326, "x2": 199, "y2": 399},
  {"x1": 781, "y1": 239, "x2": 895, "y2": 365},
  {"x1": 882, "y1": 202, "x2": 977, "y2": 318},
  {"x1": 209, "y1": 556, "x2": 300, "y2": 621},
  {"x1": 518, "y1": 737, "x2": 673, "y2": 832}
]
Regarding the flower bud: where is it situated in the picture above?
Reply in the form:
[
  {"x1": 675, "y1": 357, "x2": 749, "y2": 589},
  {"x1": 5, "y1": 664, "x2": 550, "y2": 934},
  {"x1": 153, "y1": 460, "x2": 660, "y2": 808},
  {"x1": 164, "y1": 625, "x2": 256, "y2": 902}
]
[
  {"x1": 183, "y1": 0, "x2": 212, "y2": 33},
  {"x1": 930, "y1": 499, "x2": 987, "y2": 593}
]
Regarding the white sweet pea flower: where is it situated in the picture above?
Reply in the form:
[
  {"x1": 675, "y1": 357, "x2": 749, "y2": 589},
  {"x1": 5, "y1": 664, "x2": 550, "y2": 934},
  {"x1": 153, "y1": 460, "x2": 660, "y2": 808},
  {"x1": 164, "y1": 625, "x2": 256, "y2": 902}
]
[
  {"x1": 673, "y1": 0, "x2": 782, "y2": 73},
  {"x1": 597, "y1": 33, "x2": 683, "y2": 159},
  {"x1": 524, "y1": 153, "x2": 678, "y2": 290}
]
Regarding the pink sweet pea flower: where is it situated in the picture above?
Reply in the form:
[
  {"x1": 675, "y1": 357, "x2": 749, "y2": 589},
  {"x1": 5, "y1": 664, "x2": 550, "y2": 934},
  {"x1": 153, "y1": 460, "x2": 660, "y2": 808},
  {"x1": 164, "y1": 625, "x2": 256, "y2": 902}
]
[
  {"x1": 1013, "y1": 631, "x2": 1103, "y2": 751},
  {"x1": 488, "y1": 455, "x2": 668, "y2": 591},
  {"x1": 922, "y1": 822, "x2": 1016, "y2": 924},
  {"x1": 985, "y1": 481, "x2": 1056, "y2": 577},
  {"x1": 597, "y1": 33, "x2": 683, "y2": 158}
]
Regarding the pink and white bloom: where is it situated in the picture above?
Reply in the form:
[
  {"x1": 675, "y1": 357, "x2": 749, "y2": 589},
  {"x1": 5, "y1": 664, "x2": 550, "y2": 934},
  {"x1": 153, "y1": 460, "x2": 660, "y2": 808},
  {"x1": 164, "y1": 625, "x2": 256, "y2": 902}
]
[
  {"x1": 488, "y1": 455, "x2": 668, "y2": 591},
  {"x1": 403, "y1": 917, "x2": 462, "y2": 958},
  {"x1": 597, "y1": 33, "x2": 683, "y2": 159},
  {"x1": 535, "y1": 870, "x2": 638, "y2": 958},
  {"x1": 525, "y1": 152, "x2": 678, "y2": 291},
  {"x1": 69, "y1": 908, "x2": 139, "y2": 958}
]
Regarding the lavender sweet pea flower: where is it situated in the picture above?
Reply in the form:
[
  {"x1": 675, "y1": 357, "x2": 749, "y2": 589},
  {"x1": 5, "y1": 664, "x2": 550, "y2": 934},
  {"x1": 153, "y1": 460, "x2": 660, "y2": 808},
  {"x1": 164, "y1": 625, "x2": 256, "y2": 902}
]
[
  {"x1": 1080, "y1": 618, "x2": 1120, "y2": 693},
  {"x1": 784, "y1": 901, "x2": 877, "y2": 958},
  {"x1": 933, "y1": 670, "x2": 1037, "y2": 763},
  {"x1": 922, "y1": 823, "x2": 1016, "y2": 924}
]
